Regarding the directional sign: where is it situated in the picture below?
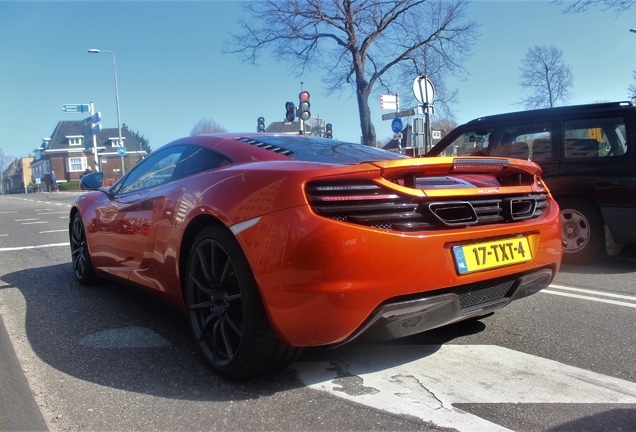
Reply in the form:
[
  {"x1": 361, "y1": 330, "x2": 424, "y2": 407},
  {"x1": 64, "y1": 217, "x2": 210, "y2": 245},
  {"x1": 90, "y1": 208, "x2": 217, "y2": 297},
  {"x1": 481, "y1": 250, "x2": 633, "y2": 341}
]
[
  {"x1": 62, "y1": 104, "x2": 90, "y2": 113},
  {"x1": 380, "y1": 94, "x2": 398, "y2": 110},
  {"x1": 117, "y1": 146, "x2": 127, "y2": 156},
  {"x1": 83, "y1": 123, "x2": 102, "y2": 138},
  {"x1": 391, "y1": 118, "x2": 404, "y2": 134},
  {"x1": 82, "y1": 112, "x2": 101, "y2": 129},
  {"x1": 382, "y1": 108, "x2": 416, "y2": 121}
]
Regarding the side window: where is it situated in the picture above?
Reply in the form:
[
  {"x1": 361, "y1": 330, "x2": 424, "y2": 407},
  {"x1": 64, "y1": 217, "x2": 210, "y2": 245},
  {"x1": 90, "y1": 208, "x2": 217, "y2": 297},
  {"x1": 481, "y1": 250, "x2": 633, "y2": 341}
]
[
  {"x1": 117, "y1": 145, "x2": 186, "y2": 194},
  {"x1": 441, "y1": 130, "x2": 494, "y2": 156},
  {"x1": 490, "y1": 122, "x2": 552, "y2": 161},
  {"x1": 173, "y1": 146, "x2": 232, "y2": 180},
  {"x1": 564, "y1": 117, "x2": 627, "y2": 159}
]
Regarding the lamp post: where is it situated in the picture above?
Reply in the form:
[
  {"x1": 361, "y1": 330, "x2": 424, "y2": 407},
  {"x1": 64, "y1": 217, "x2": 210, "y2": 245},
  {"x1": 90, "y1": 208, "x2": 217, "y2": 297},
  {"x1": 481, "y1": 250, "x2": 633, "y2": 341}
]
[{"x1": 88, "y1": 48, "x2": 125, "y2": 175}]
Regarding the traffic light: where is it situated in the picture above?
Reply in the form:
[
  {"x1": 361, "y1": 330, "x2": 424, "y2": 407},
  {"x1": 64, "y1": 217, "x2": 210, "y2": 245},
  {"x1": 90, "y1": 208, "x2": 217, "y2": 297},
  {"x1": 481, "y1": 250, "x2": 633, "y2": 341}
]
[
  {"x1": 257, "y1": 116, "x2": 265, "y2": 132},
  {"x1": 299, "y1": 91, "x2": 311, "y2": 121},
  {"x1": 325, "y1": 123, "x2": 333, "y2": 139},
  {"x1": 285, "y1": 102, "x2": 295, "y2": 123}
]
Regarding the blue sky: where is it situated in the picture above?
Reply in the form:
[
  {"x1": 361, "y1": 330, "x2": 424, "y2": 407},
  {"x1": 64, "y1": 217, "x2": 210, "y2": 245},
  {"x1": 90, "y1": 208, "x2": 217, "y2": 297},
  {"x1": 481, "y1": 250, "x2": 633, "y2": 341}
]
[{"x1": 1, "y1": 0, "x2": 635, "y2": 159}]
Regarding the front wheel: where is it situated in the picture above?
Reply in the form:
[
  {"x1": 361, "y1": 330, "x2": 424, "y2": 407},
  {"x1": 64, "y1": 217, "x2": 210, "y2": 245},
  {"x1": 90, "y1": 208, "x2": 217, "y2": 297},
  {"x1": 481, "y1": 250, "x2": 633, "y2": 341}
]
[
  {"x1": 185, "y1": 226, "x2": 301, "y2": 379},
  {"x1": 559, "y1": 198, "x2": 604, "y2": 264}
]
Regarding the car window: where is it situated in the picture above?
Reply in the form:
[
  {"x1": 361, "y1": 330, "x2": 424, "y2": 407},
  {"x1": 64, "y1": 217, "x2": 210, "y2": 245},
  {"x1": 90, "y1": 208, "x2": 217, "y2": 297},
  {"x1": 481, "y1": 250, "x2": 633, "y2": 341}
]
[
  {"x1": 490, "y1": 122, "x2": 552, "y2": 161},
  {"x1": 564, "y1": 117, "x2": 627, "y2": 159},
  {"x1": 172, "y1": 146, "x2": 232, "y2": 180},
  {"x1": 116, "y1": 145, "x2": 186, "y2": 194},
  {"x1": 437, "y1": 129, "x2": 494, "y2": 156}
]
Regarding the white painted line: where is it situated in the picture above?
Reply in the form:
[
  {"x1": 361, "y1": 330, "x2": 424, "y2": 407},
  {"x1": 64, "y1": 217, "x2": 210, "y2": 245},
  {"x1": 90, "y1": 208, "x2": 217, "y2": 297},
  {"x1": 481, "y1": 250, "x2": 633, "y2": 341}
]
[
  {"x1": 294, "y1": 344, "x2": 636, "y2": 432},
  {"x1": 15, "y1": 218, "x2": 39, "y2": 222},
  {"x1": 35, "y1": 208, "x2": 53, "y2": 211},
  {"x1": 0, "y1": 234, "x2": 8, "y2": 237},
  {"x1": 36, "y1": 212, "x2": 68, "y2": 215},
  {"x1": 549, "y1": 283, "x2": 636, "y2": 301},
  {"x1": 21, "y1": 221, "x2": 48, "y2": 225},
  {"x1": 39, "y1": 229, "x2": 67, "y2": 234},
  {"x1": 542, "y1": 289, "x2": 636, "y2": 308},
  {"x1": 0, "y1": 211, "x2": 18, "y2": 214},
  {"x1": 0, "y1": 243, "x2": 67, "y2": 252}
]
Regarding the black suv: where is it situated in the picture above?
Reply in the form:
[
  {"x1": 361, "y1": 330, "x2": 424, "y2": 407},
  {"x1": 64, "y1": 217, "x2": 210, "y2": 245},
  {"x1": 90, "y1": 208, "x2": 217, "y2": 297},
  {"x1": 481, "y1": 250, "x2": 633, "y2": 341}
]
[{"x1": 427, "y1": 101, "x2": 635, "y2": 263}]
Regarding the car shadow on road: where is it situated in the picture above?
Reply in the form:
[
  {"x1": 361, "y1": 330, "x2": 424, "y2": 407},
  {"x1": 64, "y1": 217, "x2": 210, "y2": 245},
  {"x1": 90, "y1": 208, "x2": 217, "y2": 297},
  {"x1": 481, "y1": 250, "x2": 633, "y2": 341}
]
[
  {"x1": 1, "y1": 263, "x2": 487, "y2": 402},
  {"x1": 0, "y1": 263, "x2": 305, "y2": 402}
]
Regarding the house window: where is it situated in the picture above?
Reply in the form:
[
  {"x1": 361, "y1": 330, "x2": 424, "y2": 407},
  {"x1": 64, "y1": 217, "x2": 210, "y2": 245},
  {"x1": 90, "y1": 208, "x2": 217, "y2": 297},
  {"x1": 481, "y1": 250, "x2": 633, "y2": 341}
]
[
  {"x1": 44, "y1": 160, "x2": 50, "y2": 174},
  {"x1": 110, "y1": 137, "x2": 125, "y2": 147},
  {"x1": 67, "y1": 157, "x2": 87, "y2": 172},
  {"x1": 101, "y1": 156, "x2": 108, "y2": 164},
  {"x1": 68, "y1": 136, "x2": 83, "y2": 146}
]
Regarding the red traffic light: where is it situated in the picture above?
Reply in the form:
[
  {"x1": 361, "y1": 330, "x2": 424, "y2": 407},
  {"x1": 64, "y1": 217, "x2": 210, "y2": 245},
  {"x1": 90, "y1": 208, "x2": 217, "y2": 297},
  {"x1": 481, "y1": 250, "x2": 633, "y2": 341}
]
[{"x1": 299, "y1": 91, "x2": 311, "y2": 121}]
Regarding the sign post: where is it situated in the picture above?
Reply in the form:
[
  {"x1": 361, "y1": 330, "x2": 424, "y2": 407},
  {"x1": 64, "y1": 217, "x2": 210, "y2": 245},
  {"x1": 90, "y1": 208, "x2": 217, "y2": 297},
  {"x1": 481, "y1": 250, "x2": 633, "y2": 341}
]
[
  {"x1": 117, "y1": 146, "x2": 127, "y2": 175},
  {"x1": 413, "y1": 76, "x2": 436, "y2": 155}
]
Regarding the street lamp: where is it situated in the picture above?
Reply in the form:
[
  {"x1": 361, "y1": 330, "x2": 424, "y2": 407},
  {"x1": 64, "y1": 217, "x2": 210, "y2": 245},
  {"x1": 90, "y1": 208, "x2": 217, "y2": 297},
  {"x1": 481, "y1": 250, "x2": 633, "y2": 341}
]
[{"x1": 88, "y1": 48, "x2": 125, "y2": 174}]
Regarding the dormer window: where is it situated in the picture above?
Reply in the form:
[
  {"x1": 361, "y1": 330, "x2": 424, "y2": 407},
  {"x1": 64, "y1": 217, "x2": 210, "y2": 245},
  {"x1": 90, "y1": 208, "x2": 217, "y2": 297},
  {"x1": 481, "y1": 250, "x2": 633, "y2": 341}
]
[
  {"x1": 110, "y1": 137, "x2": 125, "y2": 147},
  {"x1": 67, "y1": 135, "x2": 83, "y2": 146}
]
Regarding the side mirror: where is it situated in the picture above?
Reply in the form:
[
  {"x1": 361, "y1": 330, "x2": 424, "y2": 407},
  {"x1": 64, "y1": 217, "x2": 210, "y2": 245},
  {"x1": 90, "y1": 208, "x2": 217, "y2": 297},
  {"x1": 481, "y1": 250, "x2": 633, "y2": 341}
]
[{"x1": 80, "y1": 172, "x2": 104, "y2": 190}]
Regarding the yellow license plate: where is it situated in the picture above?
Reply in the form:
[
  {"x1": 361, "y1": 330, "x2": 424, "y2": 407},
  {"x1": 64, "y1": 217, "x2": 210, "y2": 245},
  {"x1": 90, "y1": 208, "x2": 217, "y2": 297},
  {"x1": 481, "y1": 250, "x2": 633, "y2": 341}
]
[{"x1": 452, "y1": 237, "x2": 532, "y2": 274}]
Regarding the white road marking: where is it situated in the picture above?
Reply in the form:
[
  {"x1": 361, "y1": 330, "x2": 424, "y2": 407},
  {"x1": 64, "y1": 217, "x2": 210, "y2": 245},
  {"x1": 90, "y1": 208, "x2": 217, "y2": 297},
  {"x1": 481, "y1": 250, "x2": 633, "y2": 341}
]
[
  {"x1": 15, "y1": 218, "x2": 39, "y2": 222},
  {"x1": 36, "y1": 211, "x2": 68, "y2": 215},
  {"x1": 294, "y1": 344, "x2": 636, "y2": 432},
  {"x1": 0, "y1": 243, "x2": 67, "y2": 252},
  {"x1": 543, "y1": 284, "x2": 636, "y2": 308},
  {"x1": 549, "y1": 283, "x2": 636, "y2": 301},
  {"x1": 39, "y1": 229, "x2": 67, "y2": 234},
  {"x1": 0, "y1": 211, "x2": 18, "y2": 214},
  {"x1": 21, "y1": 221, "x2": 48, "y2": 225}
]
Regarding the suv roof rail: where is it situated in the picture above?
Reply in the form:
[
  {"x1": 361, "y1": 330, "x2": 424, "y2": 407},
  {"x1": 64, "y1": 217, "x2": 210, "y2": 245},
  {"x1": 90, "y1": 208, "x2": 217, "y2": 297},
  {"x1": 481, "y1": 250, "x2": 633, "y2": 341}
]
[{"x1": 467, "y1": 101, "x2": 635, "y2": 124}]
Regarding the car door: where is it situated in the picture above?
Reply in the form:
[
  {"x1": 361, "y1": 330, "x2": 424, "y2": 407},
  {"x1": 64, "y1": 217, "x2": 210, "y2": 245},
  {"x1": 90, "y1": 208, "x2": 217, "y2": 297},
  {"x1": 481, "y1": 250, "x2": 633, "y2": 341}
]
[
  {"x1": 88, "y1": 145, "x2": 187, "y2": 279},
  {"x1": 556, "y1": 113, "x2": 636, "y2": 242}
]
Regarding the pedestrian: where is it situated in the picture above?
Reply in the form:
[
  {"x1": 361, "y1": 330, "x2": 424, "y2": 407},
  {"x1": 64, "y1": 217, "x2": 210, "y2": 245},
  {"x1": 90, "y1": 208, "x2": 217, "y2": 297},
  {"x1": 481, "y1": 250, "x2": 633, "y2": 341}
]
[
  {"x1": 50, "y1": 171, "x2": 57, "y2": 192},
  {"x1": 81, "y1": 166, "x2": 92, "y2": 179}
]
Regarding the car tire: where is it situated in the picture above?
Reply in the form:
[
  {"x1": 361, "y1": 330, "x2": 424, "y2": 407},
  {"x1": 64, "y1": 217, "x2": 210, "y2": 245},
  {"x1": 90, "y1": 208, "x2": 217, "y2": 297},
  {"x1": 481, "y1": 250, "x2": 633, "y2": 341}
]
[
  {"x1": 559, "y1": 198, "x2": 604, "y2": 264},
  {"x1": 70, "y1": 213, "x2": 96, "y2": 285},
  {"x1": 185, "y1": 226, "x2": 302, "y2": 380}
]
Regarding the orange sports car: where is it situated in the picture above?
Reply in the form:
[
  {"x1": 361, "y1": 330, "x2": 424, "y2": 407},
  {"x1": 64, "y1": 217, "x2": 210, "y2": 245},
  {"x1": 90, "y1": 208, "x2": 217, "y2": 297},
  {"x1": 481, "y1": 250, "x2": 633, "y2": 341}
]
[{"x1": 70, "y1": 133, "x2": 561, "y2": 379}]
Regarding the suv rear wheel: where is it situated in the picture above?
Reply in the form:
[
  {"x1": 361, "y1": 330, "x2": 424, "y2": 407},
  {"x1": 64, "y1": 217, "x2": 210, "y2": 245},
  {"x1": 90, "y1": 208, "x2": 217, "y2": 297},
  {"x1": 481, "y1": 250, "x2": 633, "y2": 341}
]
[{"x1": 559, "y1": 198, "x2": 604, "y2": 264}]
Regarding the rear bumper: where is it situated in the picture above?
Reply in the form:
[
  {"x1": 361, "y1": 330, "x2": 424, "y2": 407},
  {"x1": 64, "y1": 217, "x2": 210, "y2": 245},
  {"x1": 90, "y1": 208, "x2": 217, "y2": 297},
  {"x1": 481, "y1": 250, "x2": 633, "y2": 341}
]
[{"x1": 336, "y1": 268, "x2": 553, "y2": 346}]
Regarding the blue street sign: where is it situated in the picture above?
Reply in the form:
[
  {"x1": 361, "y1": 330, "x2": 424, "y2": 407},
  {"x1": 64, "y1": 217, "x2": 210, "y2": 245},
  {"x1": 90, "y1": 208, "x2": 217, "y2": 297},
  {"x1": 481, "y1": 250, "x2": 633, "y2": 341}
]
[
  {"x1": 62, "y1": 104, "x2": 90, "y2": 113},
  {"x1": 391, "y1": 118, "x2": 404, "y2": 134},
  {"x1": 117, "y1": 146, "x2": 127, "y2": 156},
  {"x1": 83, "y1": 123, "x2": 102, "y2": 138}
]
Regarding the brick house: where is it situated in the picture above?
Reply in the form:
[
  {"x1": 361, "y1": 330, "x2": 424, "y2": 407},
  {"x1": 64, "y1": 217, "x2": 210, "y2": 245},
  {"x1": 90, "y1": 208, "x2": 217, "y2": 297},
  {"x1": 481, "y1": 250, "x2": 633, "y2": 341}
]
[
  {"x1": 1, "y1": 157, "x2": 34, "y2": 194},
  {"x1": 30, "y1": 121, "x2": 147, "y2": 190}
]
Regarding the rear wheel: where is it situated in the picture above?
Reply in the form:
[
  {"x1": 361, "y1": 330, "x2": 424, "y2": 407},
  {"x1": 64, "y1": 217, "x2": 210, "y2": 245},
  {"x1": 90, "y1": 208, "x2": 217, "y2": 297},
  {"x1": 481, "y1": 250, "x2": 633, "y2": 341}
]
[
  {"x1": 185, "y1": 226, "x2": 301, "y2": 379},
  {"x1": 70, "y1": 213, "x2": 96, "y2": 285},
  {"x1": 559, "y1": 198, "x2": 604, "y2": 264}
]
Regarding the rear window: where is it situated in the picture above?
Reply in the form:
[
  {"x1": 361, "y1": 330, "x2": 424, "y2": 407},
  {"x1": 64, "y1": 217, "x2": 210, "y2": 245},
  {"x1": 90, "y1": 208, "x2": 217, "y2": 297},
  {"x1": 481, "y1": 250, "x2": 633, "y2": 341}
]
[{"x1": 237, "y1": 136, "x2": 409, "y2": 164}]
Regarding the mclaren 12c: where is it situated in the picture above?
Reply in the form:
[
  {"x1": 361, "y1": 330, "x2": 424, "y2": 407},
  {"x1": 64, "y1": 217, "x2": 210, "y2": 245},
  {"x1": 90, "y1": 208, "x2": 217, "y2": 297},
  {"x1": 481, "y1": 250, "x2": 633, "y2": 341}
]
[{"x1": 70, "y1": 133, "x2": 562, "y2": 379}]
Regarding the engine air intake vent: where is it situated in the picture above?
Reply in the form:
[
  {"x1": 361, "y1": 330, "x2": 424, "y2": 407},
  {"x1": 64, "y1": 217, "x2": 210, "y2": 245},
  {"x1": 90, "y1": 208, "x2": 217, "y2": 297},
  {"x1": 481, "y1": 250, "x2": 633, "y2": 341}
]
[{"x1": 235, "y1": 137, "x2": 296, "y2": 157}]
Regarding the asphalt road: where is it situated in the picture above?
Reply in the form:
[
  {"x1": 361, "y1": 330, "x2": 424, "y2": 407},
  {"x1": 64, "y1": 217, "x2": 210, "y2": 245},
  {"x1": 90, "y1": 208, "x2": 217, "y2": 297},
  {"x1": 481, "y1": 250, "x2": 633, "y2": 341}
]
[{"x1": 1, "y1": 191, "x2": 635, "y2": 431}]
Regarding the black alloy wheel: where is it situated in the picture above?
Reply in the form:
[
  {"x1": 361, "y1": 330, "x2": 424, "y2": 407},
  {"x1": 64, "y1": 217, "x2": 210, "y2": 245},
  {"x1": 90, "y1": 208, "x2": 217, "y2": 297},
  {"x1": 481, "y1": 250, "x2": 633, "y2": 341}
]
[
  {"x1": 70, "y1": 213, "x2": 96, "y2": 285},
  {"x1": 185, "y1": 226, "x2": 301, "y2": 380}
]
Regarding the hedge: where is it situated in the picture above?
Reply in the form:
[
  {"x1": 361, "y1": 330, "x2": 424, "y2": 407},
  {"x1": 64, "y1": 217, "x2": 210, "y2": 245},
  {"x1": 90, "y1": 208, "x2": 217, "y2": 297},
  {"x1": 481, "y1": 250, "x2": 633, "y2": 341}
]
[{"x1": 58, "y1": 181, "x2": 80, "y2": 191}]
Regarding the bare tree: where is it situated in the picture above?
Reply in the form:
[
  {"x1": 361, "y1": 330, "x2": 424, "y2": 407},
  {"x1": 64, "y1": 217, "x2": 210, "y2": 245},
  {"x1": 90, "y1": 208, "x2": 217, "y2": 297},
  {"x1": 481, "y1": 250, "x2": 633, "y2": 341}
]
[
  {"x1": 554, "y1": 0, "x2": 634, "y2": 13},
  {"x1": 431, "y1": 116, "x2": 458, "y2": 139},
  {"x1": 629, "y1": 72, "x2": 636, "y2": 101},
  {"x1": 224, "y1": 0, "x2": 477, "y2": 146},
  {"x1": 190, "y1": 117, "x2": 228, "y2": 136},
  {"x1": 518, "y1": 45, "x2": 573, "y2": 109}
]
